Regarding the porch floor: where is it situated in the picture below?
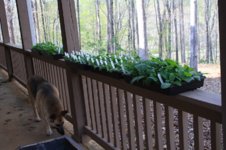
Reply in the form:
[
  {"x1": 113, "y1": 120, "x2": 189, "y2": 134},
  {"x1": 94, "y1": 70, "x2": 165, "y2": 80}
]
[{"x1": 0, "y1": 70, "x2": 63, "y2": 150}]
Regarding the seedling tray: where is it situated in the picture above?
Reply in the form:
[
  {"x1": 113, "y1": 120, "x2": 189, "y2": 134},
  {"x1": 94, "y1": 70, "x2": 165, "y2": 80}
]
[
  {"x1": 65, "y1": 61, "x2": 93, "y2": 70},
  {"x1": 133, "y1": 78, "x2": 204, "y2": 95},
  {"x1": 42, "y1": 53, "x2": 64, "y2": 60},
  {"x1": 17, "y1": 136, "x2": 83, "y2": 150}
]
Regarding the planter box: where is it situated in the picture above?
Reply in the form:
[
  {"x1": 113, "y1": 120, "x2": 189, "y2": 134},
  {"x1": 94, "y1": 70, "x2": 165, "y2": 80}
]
[
  {"x1": 65, "y1": 61, "x2": 93, "y2": 70},
  {"x1": 133, "y1": 78, "x2": 205, "y2": 95},
  {"x1": 31, "y1": 50, "x2": 64, "y2": 60},
  {"x1": 17, "y1": 136, "x2": 83, "y2": 150},
  {"x1": 42, "y1": 53, "x2": 64, "y2": 60},
  {"x1": 94, "y1": 68, "x2": 124, "y2": 78}
]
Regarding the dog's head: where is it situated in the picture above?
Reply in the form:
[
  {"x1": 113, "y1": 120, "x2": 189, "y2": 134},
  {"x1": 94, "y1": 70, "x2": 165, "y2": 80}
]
[{"x1": 49, "y1": 110, "x2": 68, "y2": 135}]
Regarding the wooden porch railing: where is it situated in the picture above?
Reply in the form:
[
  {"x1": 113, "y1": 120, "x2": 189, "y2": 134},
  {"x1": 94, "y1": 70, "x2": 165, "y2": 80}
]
[{"x1": 0, "y1": 42, "x2": 222, "y2": 150}]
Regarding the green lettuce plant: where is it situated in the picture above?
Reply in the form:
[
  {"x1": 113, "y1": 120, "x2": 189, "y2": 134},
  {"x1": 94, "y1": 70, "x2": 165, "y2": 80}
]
[{"x1": 32, "y1": 42, "x2": 63, "y2": 55}]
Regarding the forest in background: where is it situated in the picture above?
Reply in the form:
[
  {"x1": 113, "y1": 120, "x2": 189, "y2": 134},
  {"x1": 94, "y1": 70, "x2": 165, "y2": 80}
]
[{"x1": 0, "y1": 0, "x2": 220, "y2": 70}]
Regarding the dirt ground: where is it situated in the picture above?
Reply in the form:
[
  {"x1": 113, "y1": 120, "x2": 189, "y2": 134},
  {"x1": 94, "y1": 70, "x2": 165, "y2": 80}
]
[
  {"x1": 0, "y1": 70, "x2": 67, "y2": 150},
  {"x1": 198, "y1": 64, "x2": 221, "y2": 94}
]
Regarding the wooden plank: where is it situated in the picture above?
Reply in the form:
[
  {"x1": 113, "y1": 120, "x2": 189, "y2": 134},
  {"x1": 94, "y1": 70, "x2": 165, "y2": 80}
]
[
  {"x1": 62, "y1": 69, "x2": 72, "y2": 115},
  {"x1": 211, "y1": 122, "x2": 222, "y2": 150},
  {"x1": 16, "y1": 0, "x2": 35, "y2": 79},
  {"x1": 16, "y1": 0, "x2": 35, "y2": 49},
  {"x1": 134, "y1": 95, "x2": 144, "y2": 150},
  {"x1": 110, "y1": 86, "x2": 120, "y2": 148},
  {"x1": 218, "y1": 1, "x2": 226, "y2": 148},
  {"x1": 117, "y1": 89, "x2": 127, "y2": 150},
  {"x1": 87, "y1": 77, "x2": 97, "y2": 131},
  {"x1": 97, "y1": 81, "x2": 108, "y2": 139},
  {"x1": 58, "y1": 0, "x2": 80, "y2": 52},
  {"x1": 103, "y1": 84, "x2": 114, "y2": 144},
  {"x1": 92, "y1": 79, "x2": 102, "y2": 135},
  {"x1": 143, "y1": 98, "x2": 153, "y2": 150},
  {"x1": 178, "y1": 111, "x2": 189, "y2": 150},
  {"x1": 193, "y1": 116, "x2": 204, "y2": 150},
  {"x1": 84, "y1": 127, "x2": 116, "y2": 150},
  {"x1": 154, "y1": 102, "x2": 163, "y2": 150},
  {"x1": 0, "y1": 0, "x2": 10, "y2": 43},
  {"x1": 125, "y1": 92, "x2": 136, "y2": 150},
  {"x1": 165, "y1": 106, "x2": 175, "y2": 150},
  {"x1": 81, "y1": 76, "x2": 91, "y2": 127},
  {"x1": 66, "y1": 70, "x2": 86, "y2": 142}
]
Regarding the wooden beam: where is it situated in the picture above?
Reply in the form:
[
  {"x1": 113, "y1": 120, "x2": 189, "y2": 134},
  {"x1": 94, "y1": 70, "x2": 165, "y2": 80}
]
[
  {"x1": 218, "y1": 0, "x2": 226, "y2": 148},
  {"x1": 0, "y1": 0, "x2": 10, "y2": 43},
  {"x1": 0, "y1": 0, "x2": 12, "y2": 80},
  {"x1": 16, "y1": 0, "x2": 35, "y2": 79},
  {"x1": 66, "y1": 70, "x2": 86, "y2": 142},
  {"x1": 58, "y1": 0, "x2": 80, "y2": 52},
  {"x1": 16, "y1": 0, "x2": 35, "y2": 49}
]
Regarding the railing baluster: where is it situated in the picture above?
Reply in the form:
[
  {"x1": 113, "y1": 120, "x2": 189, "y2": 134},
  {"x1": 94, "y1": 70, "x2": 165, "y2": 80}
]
[
  {"x1": 165, "y1": 106, "x2": 175, "y2": 150},
  {"x1": 91, "y1": 79, "x2": 102, "y2": 135},
  {"x1": 110, "y1": 86, "x2": 120, "y2": 148},
  {"x1": 125, "y1": 92, "x2": 136, "y2": 150},
  {"x1": 178, "y1": 111, "x2": 189, "y2": 150},
  {"x1": 103, "y1": 84, "x2": 114, "y2": 144},
  {"x1": 134, "y1": 95, "x2": 144, "y2": 150},
  {"x1": 211, "y1": 122, "x2": 222, "y2": 150},
  {"x1": 193, "y1": 116, "x2": 204, "y2": 150},
  {"x1": 87, "y1": 77, "x2": 96, "y2": 131},
  {"x1": 62, "y1": 69, "x2": 71, "y2": 115},
  {"x1": 143, "y1": 98, "x2": 153, "y2": 150},
  {"x1": 97, "y1": 81, "x2": 108, "y2": 139},
  {"x1": 81, "y1": 76, "x2": 91, "y2": 127},
  {"x1": 154, "y1": 101, "x2": 163, "y2": 150},
  {"x1": 117, "y1": 89, "x2": 127, "y2": 150}
]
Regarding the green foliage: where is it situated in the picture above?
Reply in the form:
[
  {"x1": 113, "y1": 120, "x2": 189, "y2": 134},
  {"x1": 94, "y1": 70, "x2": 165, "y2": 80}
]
[
  {"x1": 64, "y1": 52, "x2": 205, "y2": 89},
  {"x1": 32, "y1": 42, "x2": 63, "y2": 55},
  {"x1": 128, "y1": 58, "x2": 205, "y2": 89}
]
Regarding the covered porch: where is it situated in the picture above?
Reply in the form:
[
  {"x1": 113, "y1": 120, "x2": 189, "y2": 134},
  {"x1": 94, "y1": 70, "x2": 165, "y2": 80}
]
[{"x1": 0, "y1": 0, "x2": 226, "y2": 149}]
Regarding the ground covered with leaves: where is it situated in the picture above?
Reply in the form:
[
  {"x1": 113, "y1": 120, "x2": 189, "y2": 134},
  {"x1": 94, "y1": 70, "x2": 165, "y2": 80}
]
[{"x1": 199, "y1": 64, "x2": 221, "y2": 94}]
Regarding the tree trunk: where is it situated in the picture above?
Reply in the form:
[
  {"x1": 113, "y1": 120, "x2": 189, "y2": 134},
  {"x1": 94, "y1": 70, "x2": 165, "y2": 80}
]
[
  {"x1": 165, "y1": 0, "x2": 171, "y2": 59},
  {"x1": 154, "y1": 0, "x2": 163, "y2": 58},
  {"x1": 39, "y1": 0, "x2": 47, "y2": 42},
  {"x1": 136, "y1": 0, "x2": 148, "y2": 59},
  {"x1": 7, "y1": 0, "x2": 15, "y2": 44},
  {"x1": 131, "y1": 0, "x2": 136, "y2": 51},
  {"x1": 106, "y1": 0, "x2": 114, "y2": 53},
  {"x1": 34, "y1": 0, "x2": 40, "y2": 42},
  {"x1": 179, "y1": 0, "x2": 186, "y2": 63},
  {"x1": 173, "y1": 0, "x2": 179, "y2": 62},
  {"x1": 76, "y1": 0, "x2": 81, "y2": 36},
  {"x1": 190, "y1": 0, "x2": 198, "y2": 70},
  {"x1": 95, "y1": 0, "x2": 101, "y2": 42}
]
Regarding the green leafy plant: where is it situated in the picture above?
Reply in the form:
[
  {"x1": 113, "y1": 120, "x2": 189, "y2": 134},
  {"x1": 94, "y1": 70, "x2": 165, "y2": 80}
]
[
  {"x1": 64, "y1": 52, "x2": 205, "y2": 90},
  {"x1": 32, "y1": 42, "x2": 63, "y2": 55},
  {"x1": 127, "y1": 58, "x2": 205, "y2": 89}
]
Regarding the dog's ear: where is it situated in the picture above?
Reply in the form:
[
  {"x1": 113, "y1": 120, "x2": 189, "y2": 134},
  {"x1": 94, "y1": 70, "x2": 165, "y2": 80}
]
[{"x1": 61, "y1": 110, "x2": 68, "y2": 116}]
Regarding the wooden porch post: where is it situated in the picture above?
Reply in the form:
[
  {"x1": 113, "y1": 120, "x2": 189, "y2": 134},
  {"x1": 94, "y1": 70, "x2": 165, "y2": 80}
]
[
  {"x1": 58, "y1": 0, "x2": 80, "y2": 52},
  {"x1": 0, "y1": 0, "x2": 13, "y2": 80},
  {"x1": 16, "y1": 0, "x2": 35, "y2": 79},
  {"x1": 58, "y1": 0, "x2": 85, "y2": 142},
  {"x1": 218, "y1": 0, "x2": 226, "y2": 149}
]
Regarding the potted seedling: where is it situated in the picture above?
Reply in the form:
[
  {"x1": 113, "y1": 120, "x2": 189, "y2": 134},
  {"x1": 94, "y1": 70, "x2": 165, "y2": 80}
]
[{"x1": 31, "y1": 42, "x2": 64, "y2": 60}]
